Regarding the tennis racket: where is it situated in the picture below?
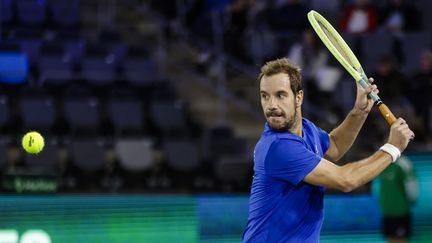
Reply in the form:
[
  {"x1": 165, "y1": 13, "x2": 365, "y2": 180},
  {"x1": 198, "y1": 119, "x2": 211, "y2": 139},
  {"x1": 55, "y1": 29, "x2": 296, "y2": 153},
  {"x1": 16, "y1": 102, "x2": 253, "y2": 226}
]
[{"x1": 307, "y1": 10, "x2": 397, "y2": 125}]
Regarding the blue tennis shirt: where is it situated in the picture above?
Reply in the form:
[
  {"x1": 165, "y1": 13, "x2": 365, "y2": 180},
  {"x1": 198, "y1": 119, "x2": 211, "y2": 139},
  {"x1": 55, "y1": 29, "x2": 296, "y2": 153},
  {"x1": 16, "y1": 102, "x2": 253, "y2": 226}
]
[{"x1": 243, "y1": 118, "x2": 330, "y2": 243}]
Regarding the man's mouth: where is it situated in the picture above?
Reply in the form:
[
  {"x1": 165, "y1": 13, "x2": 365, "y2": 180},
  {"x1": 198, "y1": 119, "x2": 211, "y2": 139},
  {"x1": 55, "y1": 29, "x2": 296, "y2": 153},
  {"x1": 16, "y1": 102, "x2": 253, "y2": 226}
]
[{"x1": 267, "y1": 112, "x2": 283, "y2": 118}]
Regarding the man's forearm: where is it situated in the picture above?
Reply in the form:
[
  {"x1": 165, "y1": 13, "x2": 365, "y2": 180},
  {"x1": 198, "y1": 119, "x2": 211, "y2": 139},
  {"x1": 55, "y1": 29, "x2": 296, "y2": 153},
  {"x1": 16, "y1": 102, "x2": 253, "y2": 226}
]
[
  {"x1": 329, "y1": 108, "x2": 369, "y2": 160},
  {"x1": 341, "y1": 151, "x2": 392, "y2": 191}
]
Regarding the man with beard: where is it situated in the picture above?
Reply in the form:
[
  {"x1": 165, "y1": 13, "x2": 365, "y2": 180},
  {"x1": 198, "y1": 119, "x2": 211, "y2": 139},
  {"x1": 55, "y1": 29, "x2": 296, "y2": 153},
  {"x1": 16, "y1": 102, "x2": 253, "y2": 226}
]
[{"x1": 242, "y1": 58, "x2": 414, "y2": 242}]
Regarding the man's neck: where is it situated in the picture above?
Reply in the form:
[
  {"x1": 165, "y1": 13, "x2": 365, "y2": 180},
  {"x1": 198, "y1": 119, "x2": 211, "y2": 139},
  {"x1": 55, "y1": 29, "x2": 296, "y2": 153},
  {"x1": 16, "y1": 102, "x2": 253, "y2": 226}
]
[{"x1": 289, "y1": 113, "x2": 303, "y2": 137}]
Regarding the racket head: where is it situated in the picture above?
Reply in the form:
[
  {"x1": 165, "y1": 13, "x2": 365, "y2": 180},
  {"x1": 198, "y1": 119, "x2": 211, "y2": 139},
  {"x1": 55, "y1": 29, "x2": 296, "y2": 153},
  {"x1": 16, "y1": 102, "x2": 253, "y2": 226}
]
[{"x1": 307, "y1": 10, "x2": 363, "y2": 81}]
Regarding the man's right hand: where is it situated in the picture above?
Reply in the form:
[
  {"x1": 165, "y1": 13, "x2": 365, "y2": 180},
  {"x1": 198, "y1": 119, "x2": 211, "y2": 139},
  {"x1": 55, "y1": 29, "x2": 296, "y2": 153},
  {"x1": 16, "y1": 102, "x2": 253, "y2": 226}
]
[{"x1": 388, "y1": 118, "x2": 415, "y2": 152}]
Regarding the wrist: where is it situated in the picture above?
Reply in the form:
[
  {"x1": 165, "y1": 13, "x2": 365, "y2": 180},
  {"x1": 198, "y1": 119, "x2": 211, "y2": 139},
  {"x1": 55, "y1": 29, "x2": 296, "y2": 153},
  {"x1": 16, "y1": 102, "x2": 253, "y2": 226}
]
[
  {"x1": 379, "y1": 143, "x2": 401, "y2": 163},
  {"x1": 351, "y1": 107, "x2": 369, "y2": 117}
]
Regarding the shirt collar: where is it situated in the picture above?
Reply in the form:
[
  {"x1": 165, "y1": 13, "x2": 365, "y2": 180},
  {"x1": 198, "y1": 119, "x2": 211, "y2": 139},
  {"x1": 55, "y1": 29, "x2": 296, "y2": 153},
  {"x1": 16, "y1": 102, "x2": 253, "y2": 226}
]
[{"x1": 264, "y1": 119, "x2": 306, "y2": 137}]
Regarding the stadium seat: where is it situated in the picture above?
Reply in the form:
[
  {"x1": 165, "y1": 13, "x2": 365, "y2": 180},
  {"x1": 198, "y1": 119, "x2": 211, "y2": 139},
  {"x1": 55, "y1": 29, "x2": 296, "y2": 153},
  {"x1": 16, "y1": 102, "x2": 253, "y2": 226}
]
[
  {"x1": 64, "y1": 97, "x2": 100, "y2": 135},
  {"x1": 81, "y1": 45, "x2": 116, "y2": 86},
  {"x1": 214, "y1": 155, "x2": 253, "y2": 188},
  {"x1": 15, "y1": 30, "x2": 43, "y2": 67},
  {"x1": 163, "y1": 139, "x2": 200, "y2": 172},
  {"x1": 0, "y1": 52, "x2": 29, "y2": 84},
  {"x1": 48, "y1": 0, "x2": 81, "y2": 28},
  {"x1": 63, "y1": 38, "x2": 85, "y2": 68},
  {"x1": 16, "y1": 0, "x2": 47, "y2": 26},
  {"x1": 115, "y1": 138, "x2": 154, "y2": 172},
  {"x1": 149, "y1": 100, "x2": 187, "y2": 134},
  {"x1": 202, "y1": 126, "x2": 248, "y2": 161},
  {"x1": 68, "y1": 138, "x2": 107, "y2": 190},
  {"x1": 19, "y1": 95, "x2": 55, "y2": 133},
  {"x1": 123, "y1": 48, "x2": 158, "y2": 86},
  {"x1": 68, "y1": 138, "x2": 107, "y2": 177},
  {"x1": 25, "y1": 140, "x2": 59, "y2": 173},
  {"x1": 98, "y1": 29, "x2": 128, "y2": 69},
  {"x1": 38, "y1": 42, "x2": 75, "y2": 85},
  {"x1": 107, "y1": 98, "x2": 145, "y2": 136},
  {"x1": 0, "y1": 0, "x2": 13, "y2": 24}
]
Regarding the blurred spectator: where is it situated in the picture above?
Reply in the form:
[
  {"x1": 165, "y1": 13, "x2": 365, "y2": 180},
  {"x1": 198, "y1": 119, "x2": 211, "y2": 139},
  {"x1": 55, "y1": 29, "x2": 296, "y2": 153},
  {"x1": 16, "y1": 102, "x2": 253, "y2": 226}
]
[
  {"x1": 339, "y1": 0, "x2": 378, "y2": 33},
  {"x1": 372, "y1": 55, "x2": 408, "y2": 103},
  {"x1": 224, "y1": 0, "x2": 256, "y2": 61},
  {"x1": 371, "y1": 55, "x2": 419, "y2": 135},
  {"x1": 409, "y1": 50, "x2": 432, "y2": 140},
  {"x1": 378, "y1": 0, "x2": 422, "y2": 33},
  {"x1": 288, "y1": 29, "x2": 341, "y2": 103},
  {"x1": 374, "y1": 155, "x2": 418, "y2": 243}
]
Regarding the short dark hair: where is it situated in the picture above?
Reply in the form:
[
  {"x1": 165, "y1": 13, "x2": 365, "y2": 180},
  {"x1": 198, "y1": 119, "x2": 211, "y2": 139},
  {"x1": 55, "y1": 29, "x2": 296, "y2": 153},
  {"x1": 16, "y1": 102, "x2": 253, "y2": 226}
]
[{"x1": 259, "y1": 58, "x2": 303, "y2": 94}]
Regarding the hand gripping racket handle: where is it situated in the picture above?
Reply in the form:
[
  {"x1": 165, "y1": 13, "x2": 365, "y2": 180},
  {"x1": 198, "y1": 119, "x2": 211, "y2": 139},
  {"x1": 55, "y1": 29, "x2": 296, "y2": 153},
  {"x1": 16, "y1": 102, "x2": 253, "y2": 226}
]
[
  {"x1": 357, "y1": 76, "x2": 397, "y2": 125},
  {"x1": 377, "y1": 103, "x2": 397, "y2": 125}
]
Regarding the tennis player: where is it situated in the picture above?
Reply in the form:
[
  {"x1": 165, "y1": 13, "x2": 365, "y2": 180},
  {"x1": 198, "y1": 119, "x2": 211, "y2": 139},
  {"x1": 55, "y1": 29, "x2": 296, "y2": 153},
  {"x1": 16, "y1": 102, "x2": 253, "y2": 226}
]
[{"x1": 242, "y1": 58, "x2": 415, "y2": 242}]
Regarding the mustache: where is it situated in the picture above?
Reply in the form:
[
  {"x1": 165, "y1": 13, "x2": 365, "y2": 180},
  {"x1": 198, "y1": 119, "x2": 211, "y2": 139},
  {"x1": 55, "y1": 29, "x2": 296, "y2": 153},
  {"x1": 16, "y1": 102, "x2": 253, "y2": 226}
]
[{"x1": 266, "y1": 111, "x2": 284, "y2": 117}]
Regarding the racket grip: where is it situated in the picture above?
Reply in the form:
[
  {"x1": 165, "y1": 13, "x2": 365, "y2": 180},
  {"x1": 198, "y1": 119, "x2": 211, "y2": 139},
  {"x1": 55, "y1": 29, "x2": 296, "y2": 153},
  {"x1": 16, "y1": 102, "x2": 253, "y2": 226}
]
[{"x1": 378, "y1": 103, "x2": 397, "y2": 125}]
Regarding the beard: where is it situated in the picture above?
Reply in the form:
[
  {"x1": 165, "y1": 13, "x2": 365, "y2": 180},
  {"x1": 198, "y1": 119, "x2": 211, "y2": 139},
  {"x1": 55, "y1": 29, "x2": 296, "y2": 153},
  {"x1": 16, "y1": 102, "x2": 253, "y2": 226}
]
[{"x1": 267, "y1": 108, "x2": 298, "y2": 132}]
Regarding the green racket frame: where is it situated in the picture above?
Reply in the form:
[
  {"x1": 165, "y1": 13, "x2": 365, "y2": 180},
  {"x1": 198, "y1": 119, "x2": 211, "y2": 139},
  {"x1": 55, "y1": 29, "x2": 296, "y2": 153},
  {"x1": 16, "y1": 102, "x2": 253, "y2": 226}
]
[{"x1": 307, "y1": 10, "x2": 397, "y2": 125}]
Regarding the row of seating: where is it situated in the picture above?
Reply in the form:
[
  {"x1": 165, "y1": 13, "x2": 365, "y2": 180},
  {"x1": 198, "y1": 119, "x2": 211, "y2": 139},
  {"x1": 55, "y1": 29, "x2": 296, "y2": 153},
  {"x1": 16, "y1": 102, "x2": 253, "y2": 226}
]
[
  {"x1": 0, "y1": 83, "x2": 191, "y2": 137},
  {"x1": 1, "y1": 0, "x2": 81, "y2": 28},
  {"x1": 0, "y1": 130, "x2": 253, "y2": 192},
  {"x1": 0, "y1": 38, "x2": 156, "y2": 87}
]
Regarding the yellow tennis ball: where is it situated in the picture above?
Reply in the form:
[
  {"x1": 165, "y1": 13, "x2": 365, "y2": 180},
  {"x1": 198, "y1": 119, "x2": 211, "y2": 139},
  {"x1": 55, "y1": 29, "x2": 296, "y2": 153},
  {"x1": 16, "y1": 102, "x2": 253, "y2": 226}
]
[{"x1": 22, "y1": 131, "x2": 45, "y2": 154}]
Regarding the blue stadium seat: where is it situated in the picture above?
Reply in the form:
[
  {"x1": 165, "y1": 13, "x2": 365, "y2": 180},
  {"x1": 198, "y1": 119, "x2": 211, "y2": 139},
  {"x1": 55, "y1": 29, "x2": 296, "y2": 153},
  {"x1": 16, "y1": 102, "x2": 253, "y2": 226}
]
[
  {"x1": 19, "y1": 95, "x2": 55, "y2": 133},
  {"x1": 81, "y1": 49, "x2": 117, "y2": 86},
  {"x1": 149, "y1": 100, "x2": 187, "y2": 134},
  {"x1": 63, "y1": 39, "x2": 85, "y2": 67},
  {"x1": 16, "y1": 0, "x2": 47, "y2": 26},
  {"x1": 1, "y1": 0, "x2": 14, "y2": 24},
  {"x1": 38, "y1": 42, "x2": 75, "y2": 86},
  {"x1": 64, "y1": 97, "x2": 100, "y2": 135},
  {"x1": 107, "y1": 98, "x2": 145, "y2": 136},
  {"x1": 39, "y1": 56, "x2": 75, "y2": 85},
  {"x1": 0, "y1": 52, "x2": 29, "y2": 84},
  {"x1": 48, "y1": 0, "x2": 81, "y2": 28},
  {"x1": 123, "y1": 48, "x2": 158, "y2": 86},
  {"x1": 19, "y1": 39, "x2": 42, "y2": 68}
]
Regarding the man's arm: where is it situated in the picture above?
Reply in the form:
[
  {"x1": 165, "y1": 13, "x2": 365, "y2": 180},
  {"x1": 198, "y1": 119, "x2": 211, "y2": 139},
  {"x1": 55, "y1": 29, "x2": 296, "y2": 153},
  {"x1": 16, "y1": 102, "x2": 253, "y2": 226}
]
[
  {"x1": 305, "y1": 151, "x2": 391, "y2": 192},
  {"x1": 325, "y1": 79, "x2": 377, "y2": 161},
  {"x1": 325, "y1": 109, "x2": 369, "y2": 161},
  {"x1": 306, "y1": 118, "x2": 414, "y2": 192}
]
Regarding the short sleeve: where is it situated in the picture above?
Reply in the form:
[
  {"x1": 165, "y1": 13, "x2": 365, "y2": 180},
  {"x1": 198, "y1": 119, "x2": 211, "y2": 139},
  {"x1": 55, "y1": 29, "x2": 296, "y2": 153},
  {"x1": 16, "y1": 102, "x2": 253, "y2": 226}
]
[
  {"x1": 317, "y1": 127, "x2": 330, "y2": 154},
  {"x1": 265, "y1": 138, "x2": 322, "y2": 185}
]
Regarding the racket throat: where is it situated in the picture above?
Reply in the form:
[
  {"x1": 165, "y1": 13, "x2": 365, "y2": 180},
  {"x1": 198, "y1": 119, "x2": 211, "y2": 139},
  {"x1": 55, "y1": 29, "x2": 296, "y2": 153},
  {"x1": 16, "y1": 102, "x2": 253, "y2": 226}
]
[{"x1": 374, "y1": 100, "x2": 383, "y2": 106}]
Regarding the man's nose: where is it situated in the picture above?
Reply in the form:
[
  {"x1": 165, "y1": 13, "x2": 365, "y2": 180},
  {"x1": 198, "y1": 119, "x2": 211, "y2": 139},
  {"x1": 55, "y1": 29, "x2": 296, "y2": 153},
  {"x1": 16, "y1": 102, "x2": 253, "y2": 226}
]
[{"x1": 267, "y1": 97, "x2": 277, "y2": 111}]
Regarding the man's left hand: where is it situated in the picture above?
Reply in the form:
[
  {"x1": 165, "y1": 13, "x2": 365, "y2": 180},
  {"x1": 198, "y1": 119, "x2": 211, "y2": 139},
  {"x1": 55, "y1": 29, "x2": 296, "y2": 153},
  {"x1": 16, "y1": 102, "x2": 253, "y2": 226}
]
[{"x1": 353, "y1": 77, "x2": 379, "y2": 114}]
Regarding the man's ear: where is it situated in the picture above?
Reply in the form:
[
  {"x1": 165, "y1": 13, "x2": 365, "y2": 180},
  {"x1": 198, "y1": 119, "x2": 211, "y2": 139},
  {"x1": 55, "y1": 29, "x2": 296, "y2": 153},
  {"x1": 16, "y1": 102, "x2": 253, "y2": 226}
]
[{"x1": 296, "y1": 90, "x2": 304, "y2": 107}]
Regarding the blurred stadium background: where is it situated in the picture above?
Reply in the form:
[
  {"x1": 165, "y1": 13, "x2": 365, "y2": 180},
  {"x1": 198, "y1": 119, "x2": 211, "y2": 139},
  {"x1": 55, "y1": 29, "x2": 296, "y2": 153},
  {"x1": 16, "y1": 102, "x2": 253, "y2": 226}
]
[{"x1": 0, "y1": 0, "x2": 431, "y2": 242}]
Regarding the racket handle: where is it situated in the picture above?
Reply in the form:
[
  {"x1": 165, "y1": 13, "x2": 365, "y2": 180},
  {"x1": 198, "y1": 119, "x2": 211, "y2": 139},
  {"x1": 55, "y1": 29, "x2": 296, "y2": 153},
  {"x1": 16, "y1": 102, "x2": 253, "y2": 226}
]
[{"x1": 378, "y1": 103, "x2": 397, "y2": 125}]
